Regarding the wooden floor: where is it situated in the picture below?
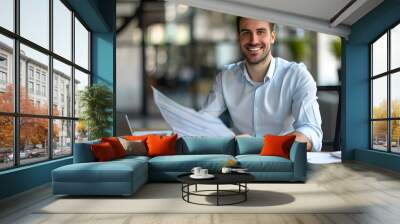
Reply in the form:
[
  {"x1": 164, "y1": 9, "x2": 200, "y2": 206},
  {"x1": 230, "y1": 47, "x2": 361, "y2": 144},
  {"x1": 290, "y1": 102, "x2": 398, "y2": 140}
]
[{"x1": 1, "y1": 162, "x2": 400, "y2": 224}]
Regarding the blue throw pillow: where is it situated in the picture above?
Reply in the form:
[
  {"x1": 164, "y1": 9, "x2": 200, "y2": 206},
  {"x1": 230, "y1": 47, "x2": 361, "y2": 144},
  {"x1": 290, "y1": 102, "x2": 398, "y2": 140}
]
[
  {"x1": 177, "y1": 136, "x2": 235, "y2": 155},
  {"x1": 236, "y1": 136, "x2": 264, "y2": 155}
]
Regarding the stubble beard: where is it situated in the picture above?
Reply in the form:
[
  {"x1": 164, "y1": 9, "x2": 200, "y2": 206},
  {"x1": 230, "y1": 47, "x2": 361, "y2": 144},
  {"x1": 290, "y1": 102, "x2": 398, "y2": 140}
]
[{"x1": 243, "y1": 44, "x2": 271, "y2": 65}]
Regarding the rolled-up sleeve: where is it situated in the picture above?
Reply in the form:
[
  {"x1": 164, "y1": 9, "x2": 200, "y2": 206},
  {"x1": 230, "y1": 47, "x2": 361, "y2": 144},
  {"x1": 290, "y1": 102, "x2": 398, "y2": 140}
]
[
  {"x1": 291, "y1": 66, "x2": 323, "y2": 152},
  {"x1": 199, "y1": 73, "x2": 227, "y2": 117}
]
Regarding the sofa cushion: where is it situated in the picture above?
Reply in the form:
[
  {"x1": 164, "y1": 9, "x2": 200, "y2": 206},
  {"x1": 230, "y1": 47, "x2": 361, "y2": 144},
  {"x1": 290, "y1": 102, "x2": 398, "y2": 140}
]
[
  {"x1": 236, "y1": 155, "x2": 293, "y2": 172},
  {"x1": 236, "y1": 136, "x2": 263, "y2": 155},
  {"x1": 147, "y1": 134, "x2": 178, "y2": 157},
  {"x1": 73, "y1": 139, "x2": 100, "y2": 163},
  {"x1": 53, "y1": 158, "x2": 147, "y2": 183},
  {"x1": 101, "y1": 137, "x2": 127, "y2": 158},
  {"x1": 116, "y1": 155, "x2": 150, "y2": 163},
  {"x1": 177, "y1": 136, "x2": 235, "y2": 155},
  {"x1": 260, "y1": 135, "x2": 296, "y2": 159},
  {"x1": 118, "y1": 138, "x2": 147, "y2": 156},
  {"x1": 148, "y1": 154, "x2": 235, "y2": 172},
  {"x1": 91, "y1": 142, "x2": 118, "y2": 161}
]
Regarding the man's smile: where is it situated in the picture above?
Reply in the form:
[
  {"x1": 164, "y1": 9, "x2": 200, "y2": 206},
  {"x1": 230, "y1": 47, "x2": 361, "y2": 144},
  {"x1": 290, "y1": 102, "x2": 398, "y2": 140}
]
[{"x1": 246, "y1": 45, "x2": 264, "y2": 54}]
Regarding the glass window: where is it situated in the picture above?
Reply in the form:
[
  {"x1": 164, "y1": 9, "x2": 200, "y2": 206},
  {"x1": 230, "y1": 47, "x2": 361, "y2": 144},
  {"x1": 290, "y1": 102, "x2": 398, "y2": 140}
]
[
  {"x1": 0, "y1": 34, "x2": 13, "y2": 113},
  {"x1": 372, "y1": 34, "x2": 387, "y2": 76},
  {"x1": 391, "y1": 72, "x2": 400, "y2": 118},
  {"x1": 371, "y1": 23, "x2": 400, "y2": 154},
  {"x1": 36, "y1": 83, "x2": 40, "y2": 95},
  {"x1": 391, "y1": 120, "x2": 400, "y2": 153},
  {"x1": 0, "y1": 0, "x2": 92, "y2": 170},
  {"x1": 35, "y1": 70, "x2": 40, "y2": 80},
  {"x1": 372, "y1": 121, "x2": 387, "y2": 151},
  {"x1": 74, "y1": 18, "x2": 89, "y2": 70},
  {"x1": 74, "y1": 69, "x2": 89, "y2": 118},
  {"x1": 0, "y1": 0, "x2": 14, "y2": 31},
  {"x1": 372, "y1": 77, "x2": 387, "y2": 119},
  {"x1": 28, "y1": 67, "x2": 34, "y2": 79},
  {"x1": 0, "y1": 71, "x2": 7, "y2": 84},
  {"x1": 0, "y1": 54, "x2": 7, "y2": 67},
  {"x1": 75, "y1": 120, "x2": 88, "y2": 143},
  {"x1": 53, "y1": 119, "x2": 72, "y2": 158},
  {"x1": 0, "y1": 116, "x2": 13, "y2": 170},
  {"x1": 20, "y1": 0, "x2": 49, "y2": 49},
  {"x1": 391, "y1": 24, "x2": 400, "y2": 70},
  {"x1": 28, "y1": 81, "x2": 33, "y2": 93},
  {"x1": 20, "y1": 44, "x2": 49, "y2": 115},
  {"x1": 19, "y1": 117, "x2": 49, "y2": 165},
  {"x1": 53, "y1": 0, "x2": 72, "y2": 60},
  {"x1": 41, "y1": 85, "x2": 46, "y2": 96},
  {"x1": 53, "y1": 59, "x2": 72, "y2": 117}
]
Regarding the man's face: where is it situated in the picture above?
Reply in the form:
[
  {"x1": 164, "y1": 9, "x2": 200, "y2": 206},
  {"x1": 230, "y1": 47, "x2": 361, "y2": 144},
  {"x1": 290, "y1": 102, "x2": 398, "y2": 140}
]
[{"x1": 238, "y1": 18, "x2": 276, "y2": 65}]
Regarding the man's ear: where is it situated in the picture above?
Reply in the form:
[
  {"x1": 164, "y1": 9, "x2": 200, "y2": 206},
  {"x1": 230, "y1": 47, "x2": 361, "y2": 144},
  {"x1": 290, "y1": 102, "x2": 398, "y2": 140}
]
[{"x1": 271, "y1": 31, "x2": 276, "y2": 44}]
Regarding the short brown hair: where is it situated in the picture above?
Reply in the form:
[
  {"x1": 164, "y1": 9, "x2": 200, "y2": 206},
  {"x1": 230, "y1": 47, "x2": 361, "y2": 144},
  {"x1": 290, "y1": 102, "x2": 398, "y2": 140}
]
[{"x1": 236, "y1": 17, "x2": 275, "y2": 33}]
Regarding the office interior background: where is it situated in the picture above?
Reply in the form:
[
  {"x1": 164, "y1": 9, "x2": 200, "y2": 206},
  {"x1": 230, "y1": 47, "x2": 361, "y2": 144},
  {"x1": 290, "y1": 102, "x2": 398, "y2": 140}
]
[{"x1": 115, "y1": 0, "x2": 342, "y2": 150}]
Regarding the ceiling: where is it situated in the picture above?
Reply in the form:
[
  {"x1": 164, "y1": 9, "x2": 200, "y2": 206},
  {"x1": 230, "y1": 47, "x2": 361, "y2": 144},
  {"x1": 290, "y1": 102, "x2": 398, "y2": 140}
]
[{"x1": 116, "y1": 0, "x2": 384, "y2": 37}]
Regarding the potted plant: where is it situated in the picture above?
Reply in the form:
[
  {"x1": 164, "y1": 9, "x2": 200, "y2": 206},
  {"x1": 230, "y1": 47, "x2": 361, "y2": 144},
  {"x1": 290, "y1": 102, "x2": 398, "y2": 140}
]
[
  {"x1": 286, "y1": 37, "x2": 310, "y2": 62},
  {"x1": 79, "y1": 84, "x2": 113, "y2": 140},
  {"x1": 330, "y1": 37, "x2": 342, "y2": 81}
]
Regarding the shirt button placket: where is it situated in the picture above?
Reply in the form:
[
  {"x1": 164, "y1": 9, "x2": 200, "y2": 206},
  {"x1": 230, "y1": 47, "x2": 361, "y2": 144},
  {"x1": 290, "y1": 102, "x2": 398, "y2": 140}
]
[{"x1": 254, "y1": 87, "x2": 260, "y2": 136}]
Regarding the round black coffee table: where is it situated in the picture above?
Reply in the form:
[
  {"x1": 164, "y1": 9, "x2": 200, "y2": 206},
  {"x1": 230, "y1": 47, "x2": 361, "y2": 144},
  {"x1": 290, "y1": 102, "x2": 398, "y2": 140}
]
[{"x1": 177, "y1": 173, "x2": 255, "y2": 206}]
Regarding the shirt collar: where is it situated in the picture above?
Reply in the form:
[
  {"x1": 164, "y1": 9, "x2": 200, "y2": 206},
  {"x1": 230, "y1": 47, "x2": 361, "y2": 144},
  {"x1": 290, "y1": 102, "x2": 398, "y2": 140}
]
[{"x1": 242, "y1": 57, "x2": 276, "y2": 85}]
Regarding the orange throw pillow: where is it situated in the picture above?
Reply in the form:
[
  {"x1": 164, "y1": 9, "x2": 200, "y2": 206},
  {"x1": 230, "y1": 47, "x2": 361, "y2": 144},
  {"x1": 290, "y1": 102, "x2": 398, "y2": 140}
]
[
  {"x1": 123, "y1": 135, "x2": 152, "y2": 141},
  {"x1": 101, "y1": 137, "x2": 127, "y2": 158},
  {"x1": 91, "y1": 142, "x2": 117, "y2": 161},
  {"x1": 146, "y1": 134, "x2": 178, "y2": 157},
  {"x1": 260, "y1": 135, "x2": 296, "y2": 159}
]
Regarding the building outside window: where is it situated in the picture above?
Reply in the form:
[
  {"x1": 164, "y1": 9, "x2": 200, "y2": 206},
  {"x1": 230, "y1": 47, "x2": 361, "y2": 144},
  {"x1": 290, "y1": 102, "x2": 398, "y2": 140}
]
[
  {"x1": 35, "y1": 83, "x2": 40, "y2": 95},
  {"x1": 0, "y1": 54, "x2": 7, "y2": 88},
  {"x1": 35, "y1": 70, "x2": 40, "y2": 81},
  {"x1": 28, "y1": 81, "x2": 34, "y2": 94},
  {"x1": 370, "y1": 23, "x2": 400, "y2": 154},
  {"x1": 41, "y1": 73, "x2": 46, "y2": 83},
  {"x1": 0, "y1": 54, "x2": 7, "y2": 67},
  {"x1": 28, "y1": 67, "x2": 34, "y2": 80},
  {"x1": 41, "y1": 85, "x2": 46, "y2": 97},
  {"x1": 0, "y1": 71, "x2": 6, "y2": 83}
]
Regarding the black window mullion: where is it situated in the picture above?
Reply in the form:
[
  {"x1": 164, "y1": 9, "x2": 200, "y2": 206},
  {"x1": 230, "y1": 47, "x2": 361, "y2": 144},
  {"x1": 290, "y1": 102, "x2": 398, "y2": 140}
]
[
  {"x1": 71, "y1": 10, "x2": 76, "y2": 153},
  {"x1": 49, "y1": 0, "x2": 53, "y2": 160},
  {"x1": 13, "y1": 0, "x2": 20, "y2": 167},
  {"x1": 388, "y1": 29, "x2": 391, "y2": 152},
  {"x1": 370, "y1": 45, "x2": 373, "y2": 149}
]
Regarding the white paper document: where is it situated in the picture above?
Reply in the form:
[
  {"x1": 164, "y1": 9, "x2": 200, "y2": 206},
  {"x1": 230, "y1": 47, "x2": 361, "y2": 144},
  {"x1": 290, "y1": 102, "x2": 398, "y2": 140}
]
[
  {"x1": 152, "y1": 87, "x2": 235, "y2": 137},
  {"x1": 307, "y1": 151, "x2": 342, "y2": 164}
]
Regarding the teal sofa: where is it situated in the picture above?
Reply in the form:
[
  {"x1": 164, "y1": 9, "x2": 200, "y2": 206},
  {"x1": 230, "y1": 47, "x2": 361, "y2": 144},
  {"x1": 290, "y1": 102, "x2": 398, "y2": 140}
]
[{"x1": 52, "y1": 136, "x2": 307, "y2": 196}]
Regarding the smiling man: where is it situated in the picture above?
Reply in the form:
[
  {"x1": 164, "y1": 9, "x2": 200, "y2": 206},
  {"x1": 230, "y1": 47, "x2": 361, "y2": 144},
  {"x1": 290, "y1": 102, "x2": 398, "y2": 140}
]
[{"x1": 200, "y1": 17, "x2": 323, "y2": 152}]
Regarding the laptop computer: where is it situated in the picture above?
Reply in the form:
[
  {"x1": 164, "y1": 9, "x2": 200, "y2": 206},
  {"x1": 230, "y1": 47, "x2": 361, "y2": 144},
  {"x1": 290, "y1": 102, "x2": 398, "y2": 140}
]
[{"x1": 125, "y1": 114, "x2": 172, "y2": 136}]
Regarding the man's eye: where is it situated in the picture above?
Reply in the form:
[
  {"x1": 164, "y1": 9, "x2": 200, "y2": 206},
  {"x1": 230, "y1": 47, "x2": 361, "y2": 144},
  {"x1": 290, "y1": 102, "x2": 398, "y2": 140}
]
[
  {"x1": 240, "y1": 31, "x2": 250, "y2": 36},
  {"x1": 257, "y1": 30, "x2": 266, "y2": 35}
]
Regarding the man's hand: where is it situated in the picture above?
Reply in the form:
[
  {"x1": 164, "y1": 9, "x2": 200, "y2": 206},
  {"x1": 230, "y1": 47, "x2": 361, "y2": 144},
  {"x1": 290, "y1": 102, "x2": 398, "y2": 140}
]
[{"x1": 288, "y1": 131, "x2": 313, "y2": 151}]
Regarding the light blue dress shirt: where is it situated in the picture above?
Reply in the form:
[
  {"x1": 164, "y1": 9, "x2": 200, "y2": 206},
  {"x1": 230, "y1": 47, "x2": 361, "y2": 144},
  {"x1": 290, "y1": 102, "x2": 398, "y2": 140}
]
[{"x1": 200, "y1": 57, "x2": 323, "y2": 151}]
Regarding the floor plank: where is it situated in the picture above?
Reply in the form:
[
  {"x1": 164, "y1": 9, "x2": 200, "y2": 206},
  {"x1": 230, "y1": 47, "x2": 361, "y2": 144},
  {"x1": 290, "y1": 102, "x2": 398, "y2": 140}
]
[{"x1": 1, "y1": 161, "x2": 400, "y2": 224}]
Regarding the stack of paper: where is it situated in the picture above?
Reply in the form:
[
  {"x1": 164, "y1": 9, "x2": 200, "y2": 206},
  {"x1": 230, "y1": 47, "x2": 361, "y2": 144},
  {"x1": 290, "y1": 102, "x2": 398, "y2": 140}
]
[{"x1": 152, "y1": 87, "x2": 234, "y2": 137}]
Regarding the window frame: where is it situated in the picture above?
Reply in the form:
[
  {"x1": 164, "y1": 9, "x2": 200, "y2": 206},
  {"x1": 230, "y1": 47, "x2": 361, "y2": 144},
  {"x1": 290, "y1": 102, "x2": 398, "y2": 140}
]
[
  {"x1": 0, "y1": 0, "x2": 92, "y2": 171},
  {"x1": 370, "y1": 20, "x2": 400, "y2": 154}
]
